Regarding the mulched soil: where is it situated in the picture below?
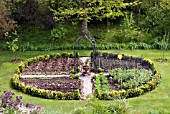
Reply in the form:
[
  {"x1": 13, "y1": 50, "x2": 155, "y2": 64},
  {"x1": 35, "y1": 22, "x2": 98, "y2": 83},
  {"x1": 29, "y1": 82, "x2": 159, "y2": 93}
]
[
  {"x1": 20, "y1": 77, "x2": 82, "y2": 92},
  {"x1": 23, "y1": 58, "x2": 83, "y2": 75}
]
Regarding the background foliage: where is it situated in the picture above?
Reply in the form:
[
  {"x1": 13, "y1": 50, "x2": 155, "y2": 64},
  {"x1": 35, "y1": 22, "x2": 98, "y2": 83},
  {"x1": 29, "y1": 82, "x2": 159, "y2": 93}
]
[{"x1": 0, "y1": 0, "x2": 169, "y2": 50}]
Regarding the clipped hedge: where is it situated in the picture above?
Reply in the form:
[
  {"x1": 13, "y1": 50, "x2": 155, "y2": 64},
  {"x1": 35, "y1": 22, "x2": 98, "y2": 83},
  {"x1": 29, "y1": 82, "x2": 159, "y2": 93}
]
[
  {"x1": 94, "y1": 53, "x2": 161, "y2": 100},
  {"x1": 12, "y1": 52, "x2": 161, "y2": 100},
  {"x1": 11, "y1": 52, "x2": 81, "y2": 100}
]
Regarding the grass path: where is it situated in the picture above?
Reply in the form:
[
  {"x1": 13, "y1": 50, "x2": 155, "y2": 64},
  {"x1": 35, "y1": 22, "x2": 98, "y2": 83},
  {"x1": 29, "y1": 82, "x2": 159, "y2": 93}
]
[{"x1": 0, "y1": 50, "x2": 170, "y2": 113}]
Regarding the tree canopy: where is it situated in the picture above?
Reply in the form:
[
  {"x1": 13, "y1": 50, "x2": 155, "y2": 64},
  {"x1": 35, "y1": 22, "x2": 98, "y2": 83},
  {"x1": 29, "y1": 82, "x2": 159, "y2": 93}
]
[
  {"x1": 51, "y1": 0, "x2": 139, "y2": 24},
  {"x1": 0, "y1": 0, "x2": 16, "y2": 39}
]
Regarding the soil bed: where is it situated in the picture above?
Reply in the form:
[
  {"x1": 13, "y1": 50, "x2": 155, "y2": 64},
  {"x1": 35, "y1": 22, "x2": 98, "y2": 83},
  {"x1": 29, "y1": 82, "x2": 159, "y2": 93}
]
[
  {"x1": 23, "y1": 58, "x2": 82, "y2": 75},
  {"x1": 20, "y1": 77, "x2": 82, "y2": 93},
  {"x1": 107, "y1": 76, "x2": 120, "y2": 90}
]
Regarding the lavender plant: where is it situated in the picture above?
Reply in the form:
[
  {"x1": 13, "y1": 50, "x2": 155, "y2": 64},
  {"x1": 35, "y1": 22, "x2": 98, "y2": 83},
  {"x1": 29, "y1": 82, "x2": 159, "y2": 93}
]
[{"x1": 0, "y1": 90, "x2": 42, "y2": 114}]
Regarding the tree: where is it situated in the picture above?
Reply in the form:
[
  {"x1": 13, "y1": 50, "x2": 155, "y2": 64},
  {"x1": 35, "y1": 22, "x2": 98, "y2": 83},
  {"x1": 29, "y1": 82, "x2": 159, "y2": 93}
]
[
  {"x1": 0, "y1": 0, "x2": 16, "y2": 39},
  {"x1": 51, "y1": 0, "x2": 139, "y2": 32},
  {"x1": 161, "y1": 32, "x2": 169, "y2": 61},
  {"x1": 6, "y1": 31, "x2": 19, "y2": 61},
  {"x1": 13, "y1": 0, "x2": 55, "y2": 29},
  {"x1": 139, "y1": 0, "x2": 170, "y2": 41}
]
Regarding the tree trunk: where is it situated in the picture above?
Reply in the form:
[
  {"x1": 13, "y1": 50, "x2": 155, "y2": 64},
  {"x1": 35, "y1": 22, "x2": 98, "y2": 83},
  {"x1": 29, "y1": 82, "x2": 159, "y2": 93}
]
[
  {"x1": 106, "y1": 18, "x2": 110, "y2": 32},
  {"x1": 48, "y1": 0, "x2": 52, "y2": 7},
  {"x1": 82, "y1": 2, "x2": 88, "y2": 36},
  {"x1": 136, "y1": 0, "x2": 141, "y2": 25},
  {"x1": 82, "y1": 14, "x2": 88, "y2": 32}
]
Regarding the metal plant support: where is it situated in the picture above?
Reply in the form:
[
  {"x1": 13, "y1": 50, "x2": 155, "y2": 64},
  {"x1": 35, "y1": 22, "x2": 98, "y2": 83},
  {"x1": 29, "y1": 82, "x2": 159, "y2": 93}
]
[{"x1": 73, "y1": 17, "x2": 98, "y2": 74}]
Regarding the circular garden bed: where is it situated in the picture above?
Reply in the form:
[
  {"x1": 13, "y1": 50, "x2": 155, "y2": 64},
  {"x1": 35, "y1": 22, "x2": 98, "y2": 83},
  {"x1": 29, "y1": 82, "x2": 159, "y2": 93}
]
[{"x1": 11, "y1": 52, "x2": 161, "y2": 100}]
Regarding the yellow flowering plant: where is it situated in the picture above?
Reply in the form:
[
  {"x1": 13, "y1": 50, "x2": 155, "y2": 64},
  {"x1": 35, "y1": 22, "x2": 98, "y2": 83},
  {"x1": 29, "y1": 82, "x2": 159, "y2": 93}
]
[{"x1": 117, "y1": 54, "x2": 123, "y2": 60}]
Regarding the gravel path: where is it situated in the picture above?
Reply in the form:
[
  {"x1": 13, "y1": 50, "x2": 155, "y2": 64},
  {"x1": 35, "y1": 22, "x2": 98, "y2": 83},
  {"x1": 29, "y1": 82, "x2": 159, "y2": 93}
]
[{"x1": 80, "y1": 74, "x2": 93, "y2": 100}]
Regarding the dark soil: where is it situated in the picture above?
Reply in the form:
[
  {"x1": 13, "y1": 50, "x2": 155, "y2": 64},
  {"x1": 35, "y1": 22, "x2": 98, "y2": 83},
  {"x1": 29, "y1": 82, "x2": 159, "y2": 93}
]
[
  {"x1": 9, "y1": 59, "x2": 22, "y2": 63},
  {"x1": 155, "y1": 58, "x2": 169, "y2": 62},
  {"x1": 107, "y1": 76, "x2": 120, "y2": 90},
  {"x1": 100, "y1": 59, "x2": 150, "y2": 72},
  {"x1": 20, "y1": 77, "x2": 82, "y2": 92},
  {"x1": 23, "y1": 58, "x2": 83, "y2": 75}
]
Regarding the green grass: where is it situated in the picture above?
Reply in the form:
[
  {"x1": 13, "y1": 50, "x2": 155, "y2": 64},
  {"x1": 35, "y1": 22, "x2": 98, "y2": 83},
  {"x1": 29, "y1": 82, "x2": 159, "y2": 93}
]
[{"x1": 0, "y1": 50, "x2": 170, "y2": 114}]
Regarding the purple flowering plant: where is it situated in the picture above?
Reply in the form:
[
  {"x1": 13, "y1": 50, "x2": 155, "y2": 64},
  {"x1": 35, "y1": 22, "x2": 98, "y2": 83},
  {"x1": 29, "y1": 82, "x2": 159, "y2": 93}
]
[{"x1": 0, "y1": 90, "x2": 42, "y2": 113}]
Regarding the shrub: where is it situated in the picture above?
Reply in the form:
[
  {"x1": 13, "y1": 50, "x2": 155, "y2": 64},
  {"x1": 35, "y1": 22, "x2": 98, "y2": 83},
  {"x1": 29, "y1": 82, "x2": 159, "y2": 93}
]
[
  {"x1": 74, "y1": 90, "x2": 81, "y2": 100},
  {"x1": 55, "y1": 92, "x2": 64, "y2": 100},
  {"x1": 100, "y1": 90, "x2": 127, "y2": 100},
  {"x1": 61, "y1": 52, "x2": 69, "y2": 58},
  {"x1": 97, "y1": 68, "x2": 102, "y2": 73},
  {"x1": 92, "y1": 75, "x2": 97, "y2": 80},
  {"x1": 94, "y1": 89, "x2": 100, "y2": 99},
  {"x1": 75, "y1": 74, "x2": 80, "y2": 79},
  {"x1": 139, "y1": 84, "x2": 150, "y2": 93},
  {"x1": 44, "y1": 54, "x2": 50, "y2": 61},
  {"x1": 69, "y1": 73, "x2": 75, "y2": 79},
  {"x1": 127, "y1": 88, "x2": 144, "y2": 98},
  {"x1": 50, "y1": 26, "x2": 68, "y2": 43},
  {"x1": 110, "y1": 90, "x2": 121, "y2": 99},
  {"x1": 147, "y1": 81, "x2": 156, "y2": 90},
  {"x1": 65, "y1": 92, "x2": 74, "y2": 100},
  {"x1": 77, "y1": 67, "x2": 81, "y2": 72},
  {"x1": 119, "y1": 90, "x2": 127, "y2": 98},
  {"x1": 18, "y1": 62, "x2": 26, "y2": 73},
  {"x1": 69, "y1": 73, "x2": 80, "y2": 79},
  {"x1": 100, "y1": 92, "x2": 111, "y2": 100},
  {"x1": 54, "y1": 53, "x2": 61, "y2": 58},
  {"x1": 69, "y1": 52, "x2": 74, "y2": 58},
  {"x1": 6, "y1": 33, "x2": 19, "y2": 60},
  {"x1": 91, "y1": 67, "x2": 95, "y2": 72}
]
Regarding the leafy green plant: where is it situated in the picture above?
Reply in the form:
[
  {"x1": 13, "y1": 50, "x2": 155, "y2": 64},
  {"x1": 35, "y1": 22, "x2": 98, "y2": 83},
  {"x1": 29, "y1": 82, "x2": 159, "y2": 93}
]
[
  {"x1": 88, "y1": 99, "x2": 130, "y2": 114},
  {"x1": 6, "y1": 32, "x2": 19, "y2": 60},
  {"x1": 97, "y1": 67, "x2": 103, "y2": 73},
  {"x1": 161, "y1": 32, "x2": 169, "y2": 61},
  {"x1": 108, "y1": 68, "x2": 153, "y2": 90},
  {"x1": 106, "y1": 99, "x2": 130, "y2": 114},
  {"x1": 50, "y1": 26, "x2": 68, "y2": 43},
  {"x1": 113, "y1": 12, "x2": 151, "y2": 44},
  {"x1": 72, "y1": 107, "x2": 86, "y2": 114},
  {"x1": 94, "y1": 73, "x2": 110, "y2": 96},
  {"x1": 69, "y1": 73, "x2": 80, "y2": 79}
]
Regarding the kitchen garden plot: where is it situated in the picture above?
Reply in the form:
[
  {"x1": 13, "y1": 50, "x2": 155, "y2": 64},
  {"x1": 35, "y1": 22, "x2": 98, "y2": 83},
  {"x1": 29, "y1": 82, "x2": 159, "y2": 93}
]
[{"x1": 11, "y1": 52, "x2": 161, "y2": 100}]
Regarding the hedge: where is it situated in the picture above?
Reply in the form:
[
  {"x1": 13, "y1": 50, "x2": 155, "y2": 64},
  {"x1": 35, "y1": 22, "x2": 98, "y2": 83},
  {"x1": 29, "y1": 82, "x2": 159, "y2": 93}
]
[
  {"x1": 93, "y1": 53, "x2": 161, "y2": 100},
  {"x1": 11, "y1": 52, "x2": 81, "y2": 100},
  {"x1": 11, "y1": 52, "x2": 161, "y2": 100}
]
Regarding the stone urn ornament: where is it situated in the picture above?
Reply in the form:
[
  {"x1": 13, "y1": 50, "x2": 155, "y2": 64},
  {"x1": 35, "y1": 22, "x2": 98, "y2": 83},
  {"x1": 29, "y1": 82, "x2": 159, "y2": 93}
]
[{"x1": 82, "y1": 58, "x2": 91, "y2": 76}]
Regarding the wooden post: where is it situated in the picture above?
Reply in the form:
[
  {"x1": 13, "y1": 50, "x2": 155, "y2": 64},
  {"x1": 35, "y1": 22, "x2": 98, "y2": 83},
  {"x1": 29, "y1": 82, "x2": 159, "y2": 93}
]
[
  {"x1": 120, "y1": 76, "x2": 122, "y2": 90},
  {"x1": 98, "y1": 57, "x2": 100, "y2": 68}
]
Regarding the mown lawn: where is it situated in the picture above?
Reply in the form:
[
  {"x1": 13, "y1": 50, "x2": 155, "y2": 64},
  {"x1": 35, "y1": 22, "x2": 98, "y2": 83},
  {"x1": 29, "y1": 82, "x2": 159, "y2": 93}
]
[{"x1": 0, "y1": 50, "x2": 170, "y2": 114}]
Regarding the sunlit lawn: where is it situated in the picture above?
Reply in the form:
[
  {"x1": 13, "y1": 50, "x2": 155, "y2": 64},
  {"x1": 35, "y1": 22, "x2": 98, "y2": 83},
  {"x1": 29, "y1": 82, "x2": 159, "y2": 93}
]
[{"x1": 0, "y1": 50, "x2": 170, "y2": 114}]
